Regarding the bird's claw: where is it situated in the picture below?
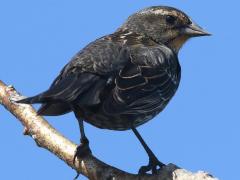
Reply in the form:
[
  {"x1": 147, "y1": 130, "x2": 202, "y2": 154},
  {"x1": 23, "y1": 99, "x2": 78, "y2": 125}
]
[
  {"x1": 138, "y1": 157, "x2": 165, "y2": 174},
  {"x1": 73, "y1": 138, "x2": 92, "y2": 165}
]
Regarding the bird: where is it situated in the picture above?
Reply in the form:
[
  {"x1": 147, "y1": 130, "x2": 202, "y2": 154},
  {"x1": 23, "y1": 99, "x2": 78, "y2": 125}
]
[{"x1": 17, "y1": 6, "x2": 210, "y2": 174}]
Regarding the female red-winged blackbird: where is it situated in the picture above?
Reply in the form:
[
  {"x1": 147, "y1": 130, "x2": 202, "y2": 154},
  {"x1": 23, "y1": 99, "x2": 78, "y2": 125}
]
[{"x1": 18, "y1": 6, "x2": 210, "y2": 174}]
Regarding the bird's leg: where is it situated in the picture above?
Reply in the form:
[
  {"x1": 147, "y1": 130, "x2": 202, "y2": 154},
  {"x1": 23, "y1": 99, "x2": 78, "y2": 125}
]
[
  {"x1": 132, "y1": 127, "x2": 165, "y2": 174},
  {"x1": 73, "y1": 111, "x2": 92, "y2": 165}
]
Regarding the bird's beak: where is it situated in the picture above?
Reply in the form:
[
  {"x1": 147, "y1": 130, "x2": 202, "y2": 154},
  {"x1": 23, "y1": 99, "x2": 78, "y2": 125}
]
[{"x1": 183, "y1": 22, "x2": 211, "y2": 37}]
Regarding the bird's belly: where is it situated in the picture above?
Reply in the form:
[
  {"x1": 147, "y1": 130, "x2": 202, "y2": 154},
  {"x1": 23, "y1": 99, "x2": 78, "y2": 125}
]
[
  {"x1": 82, "y1": 97, "x2": 169, "y2": 131},
  {"x1": 83, "y1": 112, "x2": 158, "y2": 131}
]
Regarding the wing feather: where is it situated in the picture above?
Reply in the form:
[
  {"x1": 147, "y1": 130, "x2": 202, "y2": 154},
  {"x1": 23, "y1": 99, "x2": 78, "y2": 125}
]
[
  {"x1": 18, "y1": 36, "x2": 130, "y2": 115},
  {"x1": 102, "y1": 43, "x2": 180, "y2": 116}
]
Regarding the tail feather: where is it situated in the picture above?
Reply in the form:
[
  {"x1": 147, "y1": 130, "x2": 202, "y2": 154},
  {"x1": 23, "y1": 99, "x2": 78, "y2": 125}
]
[
  {"x1": 17, "y1": 97, "x2": 72, "y2": 116},
  {"x1": 16, "y1": 95, "x2": 44, "y2": 104},
  {"x1": 16, "y1": 72, "x2": 105, "y2": 116},
  {"x1": 37, "y1": 103, "x2": 71, "y2": 116}
]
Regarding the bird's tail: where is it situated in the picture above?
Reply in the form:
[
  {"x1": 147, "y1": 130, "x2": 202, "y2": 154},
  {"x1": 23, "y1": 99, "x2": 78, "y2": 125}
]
[
  {"x1": 16, "y1": 95, "x2": 71, "y2": 116},
  {"x1": 16, "y1": 94, "x2": 44, "y2": 104}
]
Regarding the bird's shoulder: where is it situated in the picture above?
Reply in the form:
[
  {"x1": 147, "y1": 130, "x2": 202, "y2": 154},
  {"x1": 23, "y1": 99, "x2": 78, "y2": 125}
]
[
  {"x1": 60, "y1": 36, "x2": 125, "y2": 76},
  {"x1": 111, "y1": 29, "x2": 178, "y2": 68},
  {"x1": 50, "y1": 32, "x2": 131, "y2": 86}
]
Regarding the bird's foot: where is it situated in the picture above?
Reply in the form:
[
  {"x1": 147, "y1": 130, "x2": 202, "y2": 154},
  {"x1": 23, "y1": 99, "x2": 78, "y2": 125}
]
[
  {"x1": 138, "y1": 155, "x2": 165, "y2": 174},
  {"x1": 73, "y1": 137, "x2": 92, "y2": 165}
]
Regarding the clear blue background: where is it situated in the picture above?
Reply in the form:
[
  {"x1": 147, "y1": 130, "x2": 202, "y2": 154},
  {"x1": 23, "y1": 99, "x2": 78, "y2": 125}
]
[{"x1": 0, "y1": 1, "x2": 238, "y2": 180}]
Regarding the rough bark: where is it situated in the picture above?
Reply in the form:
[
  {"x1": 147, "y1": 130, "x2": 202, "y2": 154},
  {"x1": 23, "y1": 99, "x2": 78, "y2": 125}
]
[{"x1": 0, "y1": 80, "x2": 218, "y2": 180}]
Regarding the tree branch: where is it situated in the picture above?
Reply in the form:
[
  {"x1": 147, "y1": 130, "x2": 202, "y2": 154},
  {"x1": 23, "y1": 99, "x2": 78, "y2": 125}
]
[{"x1": 0, "y1": 80, "x2": 218, "y2": 180}]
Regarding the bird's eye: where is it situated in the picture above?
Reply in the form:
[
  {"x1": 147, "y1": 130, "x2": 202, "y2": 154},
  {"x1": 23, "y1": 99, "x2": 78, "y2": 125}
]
[{"x1": 166, "y1": 15, "x2": 176, "y2": 25}]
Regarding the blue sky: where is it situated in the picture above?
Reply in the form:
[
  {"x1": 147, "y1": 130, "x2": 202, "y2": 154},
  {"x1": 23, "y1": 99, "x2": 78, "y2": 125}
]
[{"x1": 0, "y1": 1, "x2": 239, "y2": 179}]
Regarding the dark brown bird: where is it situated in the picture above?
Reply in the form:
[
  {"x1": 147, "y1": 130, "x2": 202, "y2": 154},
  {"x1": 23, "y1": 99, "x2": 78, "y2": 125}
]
[{"x1": 17, "y1": 6, "x2": 210, "y2": 174}]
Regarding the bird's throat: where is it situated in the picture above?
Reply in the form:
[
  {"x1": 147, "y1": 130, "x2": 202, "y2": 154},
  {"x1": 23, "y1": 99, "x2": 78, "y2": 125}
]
[{"x1": 167, "y1": 35, "x2": 189, "y2": 53}]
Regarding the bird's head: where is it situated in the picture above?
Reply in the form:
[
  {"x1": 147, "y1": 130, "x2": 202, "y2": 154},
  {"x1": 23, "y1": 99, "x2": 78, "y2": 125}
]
[{"x1": 121, "y1": 6, "x2": 210, "y2": 53}]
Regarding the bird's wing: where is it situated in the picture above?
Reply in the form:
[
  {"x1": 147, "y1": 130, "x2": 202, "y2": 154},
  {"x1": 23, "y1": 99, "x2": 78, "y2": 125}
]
[
  {"x1": 102, "y1": 43, "x2": 181, "y2": 115},
  {"x1": 17, "y1": 36, "x2": 129, "y2": 115}
]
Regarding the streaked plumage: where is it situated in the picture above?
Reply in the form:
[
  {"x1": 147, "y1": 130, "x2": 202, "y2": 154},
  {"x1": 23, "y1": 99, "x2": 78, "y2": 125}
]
[
  {"x1": 18, "y1": 6, "x2": 210, "y2": 174},
  {"x1": 20, "y1": 30, "x2": 180, "y2": 130}
]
